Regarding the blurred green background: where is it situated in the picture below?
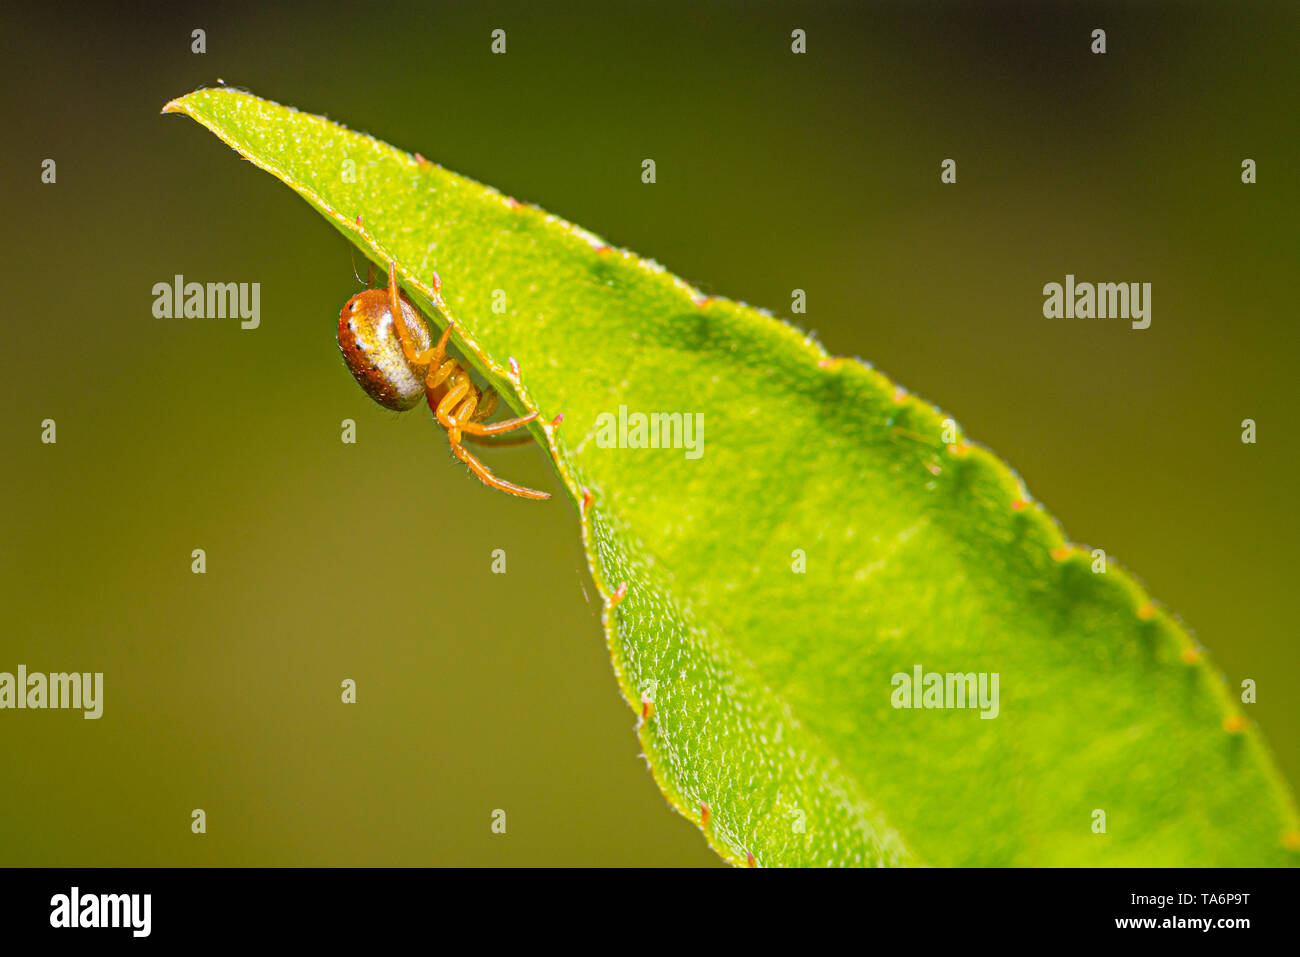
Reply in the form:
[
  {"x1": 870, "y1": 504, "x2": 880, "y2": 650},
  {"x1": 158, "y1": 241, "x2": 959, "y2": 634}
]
[{"x1": 2, "y1": 0, "x2": 1296, "y2": 866}]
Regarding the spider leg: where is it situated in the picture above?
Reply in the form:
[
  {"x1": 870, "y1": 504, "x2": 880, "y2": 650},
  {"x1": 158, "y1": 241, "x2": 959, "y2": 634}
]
[
  {"x1": 433, "y1": 381, "x2": 549, "y2": 499},
  {"x1": 426, "y1": 357, "x2": 456, "y2": 396},
  {"x1": 453, "y1": 388, "x2": 480, "y2": 426},
  {"x1": 431, "y1": 376, "x2": 538, "y2": 437},
  {"x1": 457, "y1": 414, "x2": 540, "y2": 437},
  {"x1": 456, "y1": 388, "x2": 539, "y2": 444},
  {"x1": 464, "y1": 432, "x2": 537, "y2": 448},
  {"x1": 383, "y1": 259, "x2": 452, "y2": 370},
  {"x1": 418, "y1": 342, "x2": 550, "y2": 500},
  {"x1": 473, "y1": 388, "x2": 499, "y2": 421},
  {"x1": 433, "y1": 376, "x2": 473, "y2": 427},
  {"x1": 447, "y1": 438, "x2": 550, "y2": 500}
]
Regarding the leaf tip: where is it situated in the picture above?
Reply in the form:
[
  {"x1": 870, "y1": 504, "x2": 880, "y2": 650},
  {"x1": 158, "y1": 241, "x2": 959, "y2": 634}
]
[{"x1": 162, "y1": 87, "x2": 219, "y2": 116}]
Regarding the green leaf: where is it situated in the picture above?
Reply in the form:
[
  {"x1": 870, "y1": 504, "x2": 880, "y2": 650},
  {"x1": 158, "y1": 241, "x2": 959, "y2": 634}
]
[{"x1": 164, "y1": 87, "x2": 1299, "y2": 866}]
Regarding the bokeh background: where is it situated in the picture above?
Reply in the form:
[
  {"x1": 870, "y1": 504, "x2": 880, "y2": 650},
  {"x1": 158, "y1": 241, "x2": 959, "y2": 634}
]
[{"x1": 2, "y1": 0, "x2": 1296, "y2": 865}]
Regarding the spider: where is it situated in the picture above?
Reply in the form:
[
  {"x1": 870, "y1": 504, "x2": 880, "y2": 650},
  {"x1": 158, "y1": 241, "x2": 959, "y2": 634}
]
[{"x1": 337, "y1": 257, "x2": 550, "y2": 500}]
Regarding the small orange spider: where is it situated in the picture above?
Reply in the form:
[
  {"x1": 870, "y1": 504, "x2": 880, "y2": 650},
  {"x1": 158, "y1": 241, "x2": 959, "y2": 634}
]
[{"x1": 337, "y1": 257, "x2": 550, "y2": 500}]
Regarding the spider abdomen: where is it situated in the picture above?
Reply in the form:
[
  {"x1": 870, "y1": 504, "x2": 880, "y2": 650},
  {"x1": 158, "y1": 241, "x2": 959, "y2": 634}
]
[{"x1": 337, "y1": 288, "x2": 432, "y2": 411}]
